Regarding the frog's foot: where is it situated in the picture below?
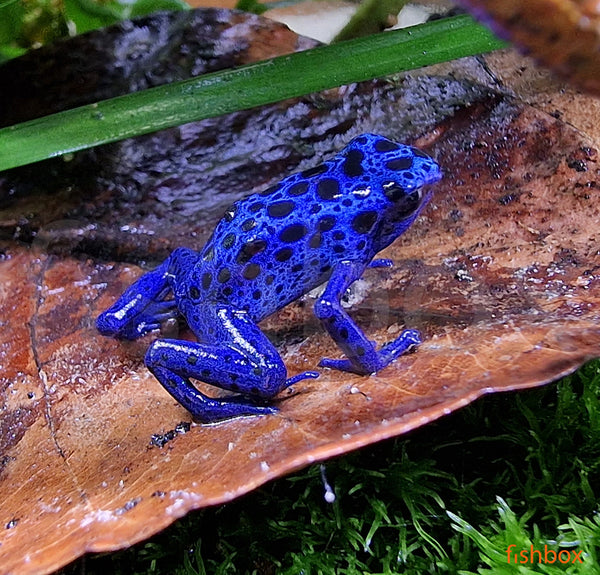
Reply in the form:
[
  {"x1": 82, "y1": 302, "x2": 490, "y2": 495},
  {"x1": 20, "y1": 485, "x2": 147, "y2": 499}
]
[
  {"x1": 97, "y1": 299, "x2": 178, "y2": 340},
  {"x1": 196, "y1": 392, "x2": 281, "y2": 422},
  {"x1": 150, "y1": 364, "x2": 279, "y2": 423},
  {"x1": 319, "y1": 329, "x2": 421, "y2": 375},
  {"x1": 379, "y1": 328, "x2": 421, "y2": 363}
]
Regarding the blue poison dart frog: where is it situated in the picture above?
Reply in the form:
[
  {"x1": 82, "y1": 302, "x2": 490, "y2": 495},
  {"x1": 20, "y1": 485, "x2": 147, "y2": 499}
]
[{"x1": 97, "y1": 134, "x2": 442, "y2": 423}]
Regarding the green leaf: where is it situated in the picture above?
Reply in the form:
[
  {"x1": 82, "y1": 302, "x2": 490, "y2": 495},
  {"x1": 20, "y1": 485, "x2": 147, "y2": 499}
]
[
  {"x1": 0, "y1": 0, "x2": 24, "y2": 45},
  {"x1": 0, "y1": 0, "x2": 25, "y2": 62},
  {"x1": 0, "y1": 44, "x2": 26, "y2": 63},
  {"x1": 128, "y1": 0, "x2": 189, "y2": 19},
  {"x1": 63, "y1": 0, "x2": 125, "y2": 34},
  {"x1": 0, "y1": 14, "x2": 506, "y2": 172},
  {"x1": 334, "y1": 0, "x2": 409, "y2": 42},
  {"x1": 235, "y1": 0, "x2": 268, "y2": 15}
]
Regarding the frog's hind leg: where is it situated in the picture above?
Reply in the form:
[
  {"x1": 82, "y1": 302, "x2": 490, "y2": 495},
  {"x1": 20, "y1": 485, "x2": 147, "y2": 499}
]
[
  {"x1": 145, "y1": 306, "x2": 318, "y2": 423},
  {"x1": 315, "y1": 260, "x2": 421, "y2": 375}
]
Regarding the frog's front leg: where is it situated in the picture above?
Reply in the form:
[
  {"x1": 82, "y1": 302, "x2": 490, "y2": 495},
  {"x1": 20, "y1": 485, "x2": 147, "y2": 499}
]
[
  {"x1": 97, "y1": 259, "x2": 177, "y2": 340},
  {"x1": 96, "y1": 248, "x2": 198, "y2": 340},
  {"x1": 315, "y1": 260, "x2": 421, "y2": 375},
  {"x1": 145, "y1": 306, "x2": 318, "y2": 423}
]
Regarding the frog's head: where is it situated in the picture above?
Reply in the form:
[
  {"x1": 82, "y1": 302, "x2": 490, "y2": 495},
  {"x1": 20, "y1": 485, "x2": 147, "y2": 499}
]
[{"x1": 345, "y1": 133, "x2": 442, "y2": 223}]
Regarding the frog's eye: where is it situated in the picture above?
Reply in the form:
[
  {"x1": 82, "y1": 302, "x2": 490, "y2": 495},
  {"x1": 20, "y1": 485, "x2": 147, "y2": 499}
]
[
  {"x1": 383, "y1": 181, "x2": 406, "y2": 201},
  {"x1": 383, "y1": 181, "x2": 422, "y2": 217}
]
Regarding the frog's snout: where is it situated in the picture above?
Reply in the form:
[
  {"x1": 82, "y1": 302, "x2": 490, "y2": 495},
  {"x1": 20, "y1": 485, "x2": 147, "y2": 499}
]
[
  {"x1": 96, "y1": 310, "x2": 119, "y2": 336},
  {"x1": 425, "y1": 159, "x2": 443, "y2": 186},
  {"x1": 413, "y1": 150, "x2": 443, "y2": 188}
]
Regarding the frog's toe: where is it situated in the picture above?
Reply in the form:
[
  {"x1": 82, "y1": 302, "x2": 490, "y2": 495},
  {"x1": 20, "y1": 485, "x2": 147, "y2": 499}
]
[
  {"x1": 368, "y1": 258, "x2": 393, "y2": 268},
  {"x1": 194, "y1": 398, "x2": 278, "y2": 423},
  {"x1": 284, "y1": 370, "x2": 319, "y2": 388},
  {"x1": 379, "y1": 329, "x2": 421, "y2": 364}
]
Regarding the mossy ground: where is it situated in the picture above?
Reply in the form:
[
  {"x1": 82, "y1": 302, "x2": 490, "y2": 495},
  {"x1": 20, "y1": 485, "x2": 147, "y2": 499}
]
[{"x1": 61, "y1": 360, "x2": 600, "y2": 574}]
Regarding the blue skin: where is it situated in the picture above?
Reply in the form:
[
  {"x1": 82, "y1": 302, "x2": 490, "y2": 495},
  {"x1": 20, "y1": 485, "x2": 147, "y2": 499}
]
[{"x1": 97, "y1": 133, "x2": 442, "y2": 423}]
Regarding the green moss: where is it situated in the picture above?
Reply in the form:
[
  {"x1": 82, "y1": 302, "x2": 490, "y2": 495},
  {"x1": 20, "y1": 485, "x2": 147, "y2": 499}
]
[{"x1": 450, "y1": 499, "x2": 600, "y2": 574}]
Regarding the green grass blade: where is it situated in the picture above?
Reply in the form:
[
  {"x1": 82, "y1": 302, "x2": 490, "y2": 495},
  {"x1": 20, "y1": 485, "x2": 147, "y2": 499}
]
[{"x1": 0, "y1": 14, "x2": 506, "y2": 172}]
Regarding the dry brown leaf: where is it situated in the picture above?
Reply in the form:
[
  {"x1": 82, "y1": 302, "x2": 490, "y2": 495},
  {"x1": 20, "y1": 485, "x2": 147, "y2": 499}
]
[
  {"x1": 1, "y1": 9, "x2": 600, "y2": 575},
  {"x1": 457, "y1": 0, "x2": 600, "y2": 95},
  {"x1": 481, "y1": 48, "x2": 600, "y2": 146}
]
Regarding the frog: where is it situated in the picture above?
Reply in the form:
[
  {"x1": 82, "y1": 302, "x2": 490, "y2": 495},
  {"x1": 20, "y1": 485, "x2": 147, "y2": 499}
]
[{"x1": 96, "y1": 133, "x2": 442, "y2": 423}]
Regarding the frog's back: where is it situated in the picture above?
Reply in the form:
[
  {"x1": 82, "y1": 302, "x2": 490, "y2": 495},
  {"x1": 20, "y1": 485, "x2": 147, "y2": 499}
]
[{"x1": 193, "y1": 134, "x2": 441, "y2": 322}]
